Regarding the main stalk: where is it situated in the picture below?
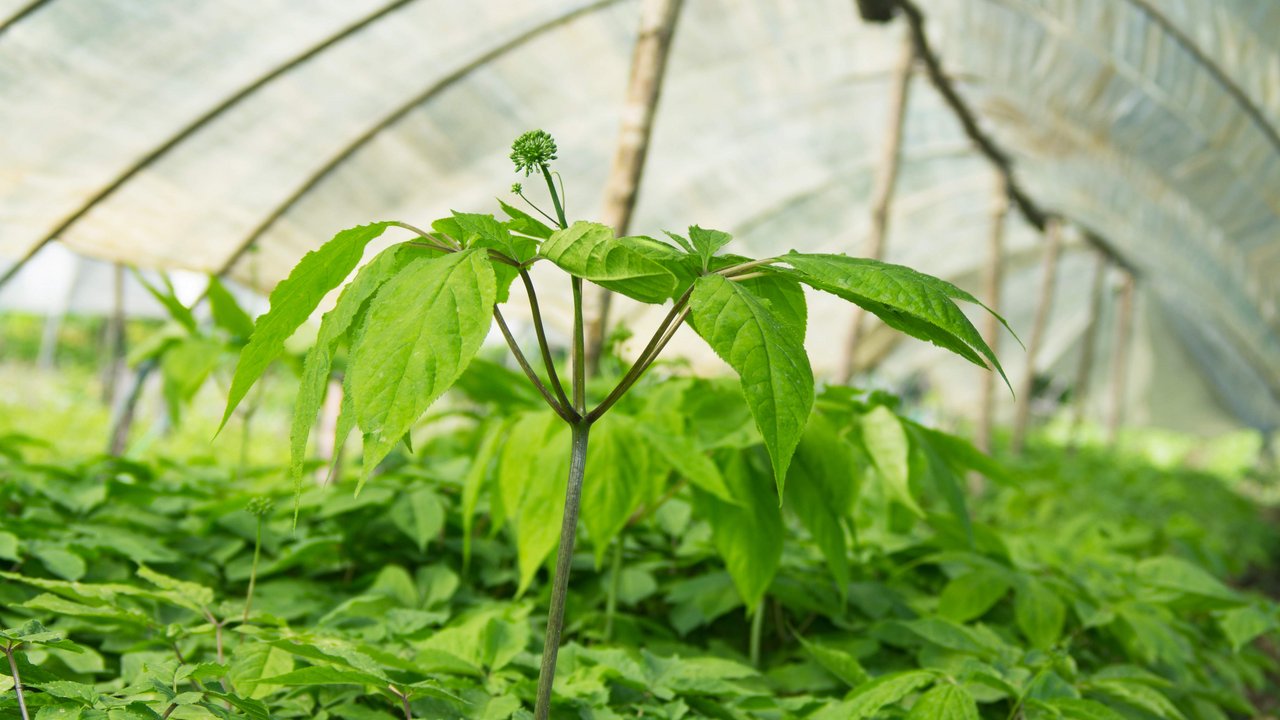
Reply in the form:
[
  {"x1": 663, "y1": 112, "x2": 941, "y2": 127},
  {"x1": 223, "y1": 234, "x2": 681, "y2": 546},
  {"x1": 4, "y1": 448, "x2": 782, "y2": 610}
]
[{"x1": 534, "y1": 420, "x2": 590, "y2": 719}]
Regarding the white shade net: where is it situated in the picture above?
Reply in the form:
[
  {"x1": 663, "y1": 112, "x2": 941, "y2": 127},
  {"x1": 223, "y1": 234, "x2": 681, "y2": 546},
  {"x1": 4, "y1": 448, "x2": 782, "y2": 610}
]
[{"x1": 2, "y1": 0, "x2": 1276, "y2": 431}]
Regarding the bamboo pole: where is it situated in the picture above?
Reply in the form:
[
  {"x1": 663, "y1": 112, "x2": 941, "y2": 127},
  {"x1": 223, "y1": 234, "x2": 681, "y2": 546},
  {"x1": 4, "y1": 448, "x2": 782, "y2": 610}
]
[
  {"x1": 585, "y1": 0, "x2": 683, "y2": 375},
  {"x1": 100, "y1": 262, "x2": 126, "y2": 405},
  {"x1": 1069, "y1": 252, "x2": 1108, "y2": 446},
  {"x1": 841, "y1": 32, "x2": 914, "y2": 383},
  {"x1": 1011, "y1": 219, "x2": 1063, "y2": 454},
  {"x1": 108, "y1": 359, "x2": 156, "y2": 456},
  {"x1": 975, "y1": 175, "x2": 1008, "y2": 457},
  {"x1": 1107, "y1": 272, "x2": 1136, "y2": 444}
]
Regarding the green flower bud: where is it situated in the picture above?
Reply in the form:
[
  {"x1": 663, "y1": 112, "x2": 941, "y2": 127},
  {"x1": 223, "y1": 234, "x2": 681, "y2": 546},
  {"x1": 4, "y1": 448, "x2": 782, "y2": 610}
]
[
  {"x1": 246, "y1": 497, "x2": 274, "y2": 518},
  {"x1": 510, "y1": 130, "x2": 558, "y2": 176}
]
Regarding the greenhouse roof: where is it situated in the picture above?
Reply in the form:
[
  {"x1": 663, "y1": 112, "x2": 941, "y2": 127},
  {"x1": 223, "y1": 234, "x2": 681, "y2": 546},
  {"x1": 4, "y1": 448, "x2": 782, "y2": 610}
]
[{"x1": 2, "y1": 0, "x2": 1277, "y2": 429}]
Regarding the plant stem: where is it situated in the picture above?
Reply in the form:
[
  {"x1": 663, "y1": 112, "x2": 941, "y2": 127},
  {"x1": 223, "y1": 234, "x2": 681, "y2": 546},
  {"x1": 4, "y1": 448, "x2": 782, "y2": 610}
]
[
  {"x1": 571, "y1": 279, "x2": 586, "y2": 411},
  {"x1": 534, "y1": 421, "x2": 591, "y2": 720},
  {"x1": 587, "y1": 284, "x2": 695, "y2": 422},
  {"x1": 515, "y1": 190, "x2": 559, "y2": 226},
  {"x1": 493, "y1": 308, "x2": 577, "y2": 423},
  {"x1": 389, "y1": 685, "x2": 412, "y2": 720},
  {"x1": 243, "y1": 519, "x2": 262, "y2": 622},
  {"x1": 521, "y1": 270, "x2": 571, "y2": 411},
  {"x1": 749, "y1": 602, "x2": 764, "y2": 669},
  {"x1": 715, "y1": 256, "x2": 780, "y2": 277},
  {"x1": 4, "y1": 644, "x2": 29, "y2": 720},
  {"x1": 541, "y1": 165, "x2": 568, "y2": 230},
  {"x1": 603, "y1": 536, "x2": 624, "y2": 642}
]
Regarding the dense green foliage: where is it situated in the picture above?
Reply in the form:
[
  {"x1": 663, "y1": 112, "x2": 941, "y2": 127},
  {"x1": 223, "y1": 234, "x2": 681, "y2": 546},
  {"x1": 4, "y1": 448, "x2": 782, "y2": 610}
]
[
  {"x1": 211, "y1": 130, "x2": 1017, "y2": 716},
  {"x1": 1, "y1": 378, "x2": 1277, "y2": 718},
  {"x1": 4, "y1": 130, "x2": 1276, "y2": 719}
]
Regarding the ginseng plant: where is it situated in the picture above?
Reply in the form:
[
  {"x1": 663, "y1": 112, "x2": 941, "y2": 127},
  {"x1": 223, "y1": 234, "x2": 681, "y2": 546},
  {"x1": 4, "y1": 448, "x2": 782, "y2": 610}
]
[{"x1": 220, "y1": 130, "x2": 1011, "y2": 718}]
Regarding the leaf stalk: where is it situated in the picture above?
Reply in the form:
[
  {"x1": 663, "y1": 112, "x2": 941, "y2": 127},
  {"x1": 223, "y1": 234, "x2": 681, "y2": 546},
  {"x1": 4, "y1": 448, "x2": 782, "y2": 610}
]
[{"x1": 4, "y1": 643, "x2": 29, "y2": 720}]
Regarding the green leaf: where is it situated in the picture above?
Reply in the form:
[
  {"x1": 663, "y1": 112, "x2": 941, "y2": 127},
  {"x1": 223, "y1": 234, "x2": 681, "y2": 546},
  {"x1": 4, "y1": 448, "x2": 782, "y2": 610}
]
[
  {"x1": 499, "y1": 199, "x2": 554, "y2": 239},
  {"x1": 34, "y1": 704, "x2": 85, "y2": 719},
  {"x1": 687, "y1": 226, "x2": 733, "y2": 270},
  {"x1": 290, "y1": 244, "x2": 422, "y2": 507},
  {"x1": 798, "y1": 636, "x2": 869, "y2": 688},
  {"x1": 137, "y1": 565, "x2": 215, "y2": 612},
  {"x1": 462, "y1": 420, "x2": 506, "y2": 570},
  {"x1": 906, "y1": 424, "x2": 972, "y2": 542},
  {"x1": 0, "y1": 531, "x2": 17, "y2": 561},
  {"x1": 618, "y1": 235, "x2": 700, "y2": 292},
  {"x1": 257, "y1": 665, "x2": 387, "y2": 689},
  {"x1": 581, "y1": 415, "x2": 663, "y2": 564},
  {"x1": 1217, "y1": 605, "x2": 1275, "y2": 652},
  {"x1": 134, "y1": 271, "x2": 197, "y2": 334},
  {"x1": 229, "y1": 642, "x2": 295, "y2": 700},
  {"x1": 860, "y1": 405, "x2": 923, "y2": 516},
  {"x1": 32, "y1": 545, "x2": 86, "y2": 581},
  {"x1": 812, "y1": 670, "x2": 936, "y2": 720},
  {"x1": 785, "y1": 414, "x2": 855, "y2": 593},
  {"x1": 390, "y1": 488, "x2": 444, "y2": 553},
  {"x1": 691, "y1": 450, "x2": 783, "y2": 613},
  {"x1": 783, "y1": 253, "x2": 1010, "y2": 389},
  {"x1": 895, "y1": 617, "x2": 993, "y2": 656},
  {"x1": 452, "y1": 211, "x2": 535, "y2": 264},
  {"x1": 661, "y1": 230, "x2": 696, "y2": 254},
  {"x1": 21, "y1": 593, "x2": 151, "y2": 626},
  {"x1": 36, "y1": 680, "x2": 96, "y2": 705},
  {"x1": 906, "y1": 683, "x2": 979, "y2": 720},
  {"x1": 908, "y1": 422, "x2": 1010, "y2": 486},
  {"x1": 221, "y1": 221, "x2": 392, "y2": 430},
  {"x1": 496, "y1": 411, "x2": 571, "y2": 594},
  {"x1": 639, "y1": 424, "x2": 734, "y2": 503},
  {"x1": 1045, "y1": 698, "x2": 1128, "y2": 720},
  {"x1": 206, "y1": 276, "x2": 255, "y2": 339},
  {"x1": 2, "y1": 620, "x2": 82, "y2": 648},
  {"x1": 417, "y1": 606, "x2": 530, "y2": 673},
  {"x1": 1136, "y1": 556, "x2": 1240, "y2": 605},
  {"x1": 735, "y1": 272, "x2": 807, "y2": 345},
  {"x1": 538, "y1": 221, "x2": 676, "y2": 303},
  {"x1": 651, "y1": 654, "x2": 758, "y2": 695},
  {"x1": 1015, "y1": 576, "x2": 1066, "y2": 651},
  {"x1": 160, "y1": 337, "x2": 220, "y2": 425},
  {"x1": 1090, "y1": 679, "x2": 1185, "y2": 720},
  {"x1": 689, "y1": 274, "x2": 813, "y2": 497},
  {"x1": 938, "y1": 569, "x2": 1011, "y2": 623},
  {"x1": 203, "y1": 691, "x2": 270, "y2": 720},
  {"x1": 347, "y1": 249, "x2": 496, "y2": 484}
]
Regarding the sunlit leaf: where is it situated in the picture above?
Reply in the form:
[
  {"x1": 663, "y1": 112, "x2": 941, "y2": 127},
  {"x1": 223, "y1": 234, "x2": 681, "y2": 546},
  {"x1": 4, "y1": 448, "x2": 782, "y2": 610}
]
[
  {"x1": 689, "y1": 273, "x2": 813, "y2": 497},
  {"x1": 539, "y1": 221, "x2": 676, "y2": 303},
  {"x1": 221, "y1": 222, "x2": 392, "y2": 430},
  {"x1": 347, "y1": 249, "x2": 496, "y2": 486}
]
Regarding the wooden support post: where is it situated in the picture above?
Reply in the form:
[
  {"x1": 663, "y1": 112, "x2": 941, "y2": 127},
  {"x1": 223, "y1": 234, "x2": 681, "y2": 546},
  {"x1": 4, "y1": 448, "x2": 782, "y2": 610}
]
[
  {"x1": 585, "y1": 0, "x2": 682, "y2": 376},
  {"x1": 101, "y1": 262, "x2": 126, "y2": 405},
  {"x1": 315, "y1": 377, "x2": 344, "y2": 485},
  {"x1": 108, "y1": 359, "x2": 156, "y2": 456},
  {"x1": 841, "y1": 32, "x2": 914, "y2": 383},
  {"x1": 1069, "y1": 253, "x2": 1108, "y2": 447},
  {"x1": 1107, "y1": 272, "x2": 1136, "y2": 444},
  {"x1": 975, "y1": 176, "x2": 1008, "y2": 457},
  {"x1": 1011, "y1": 219, "x2": 1063, "y2": 454}
]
